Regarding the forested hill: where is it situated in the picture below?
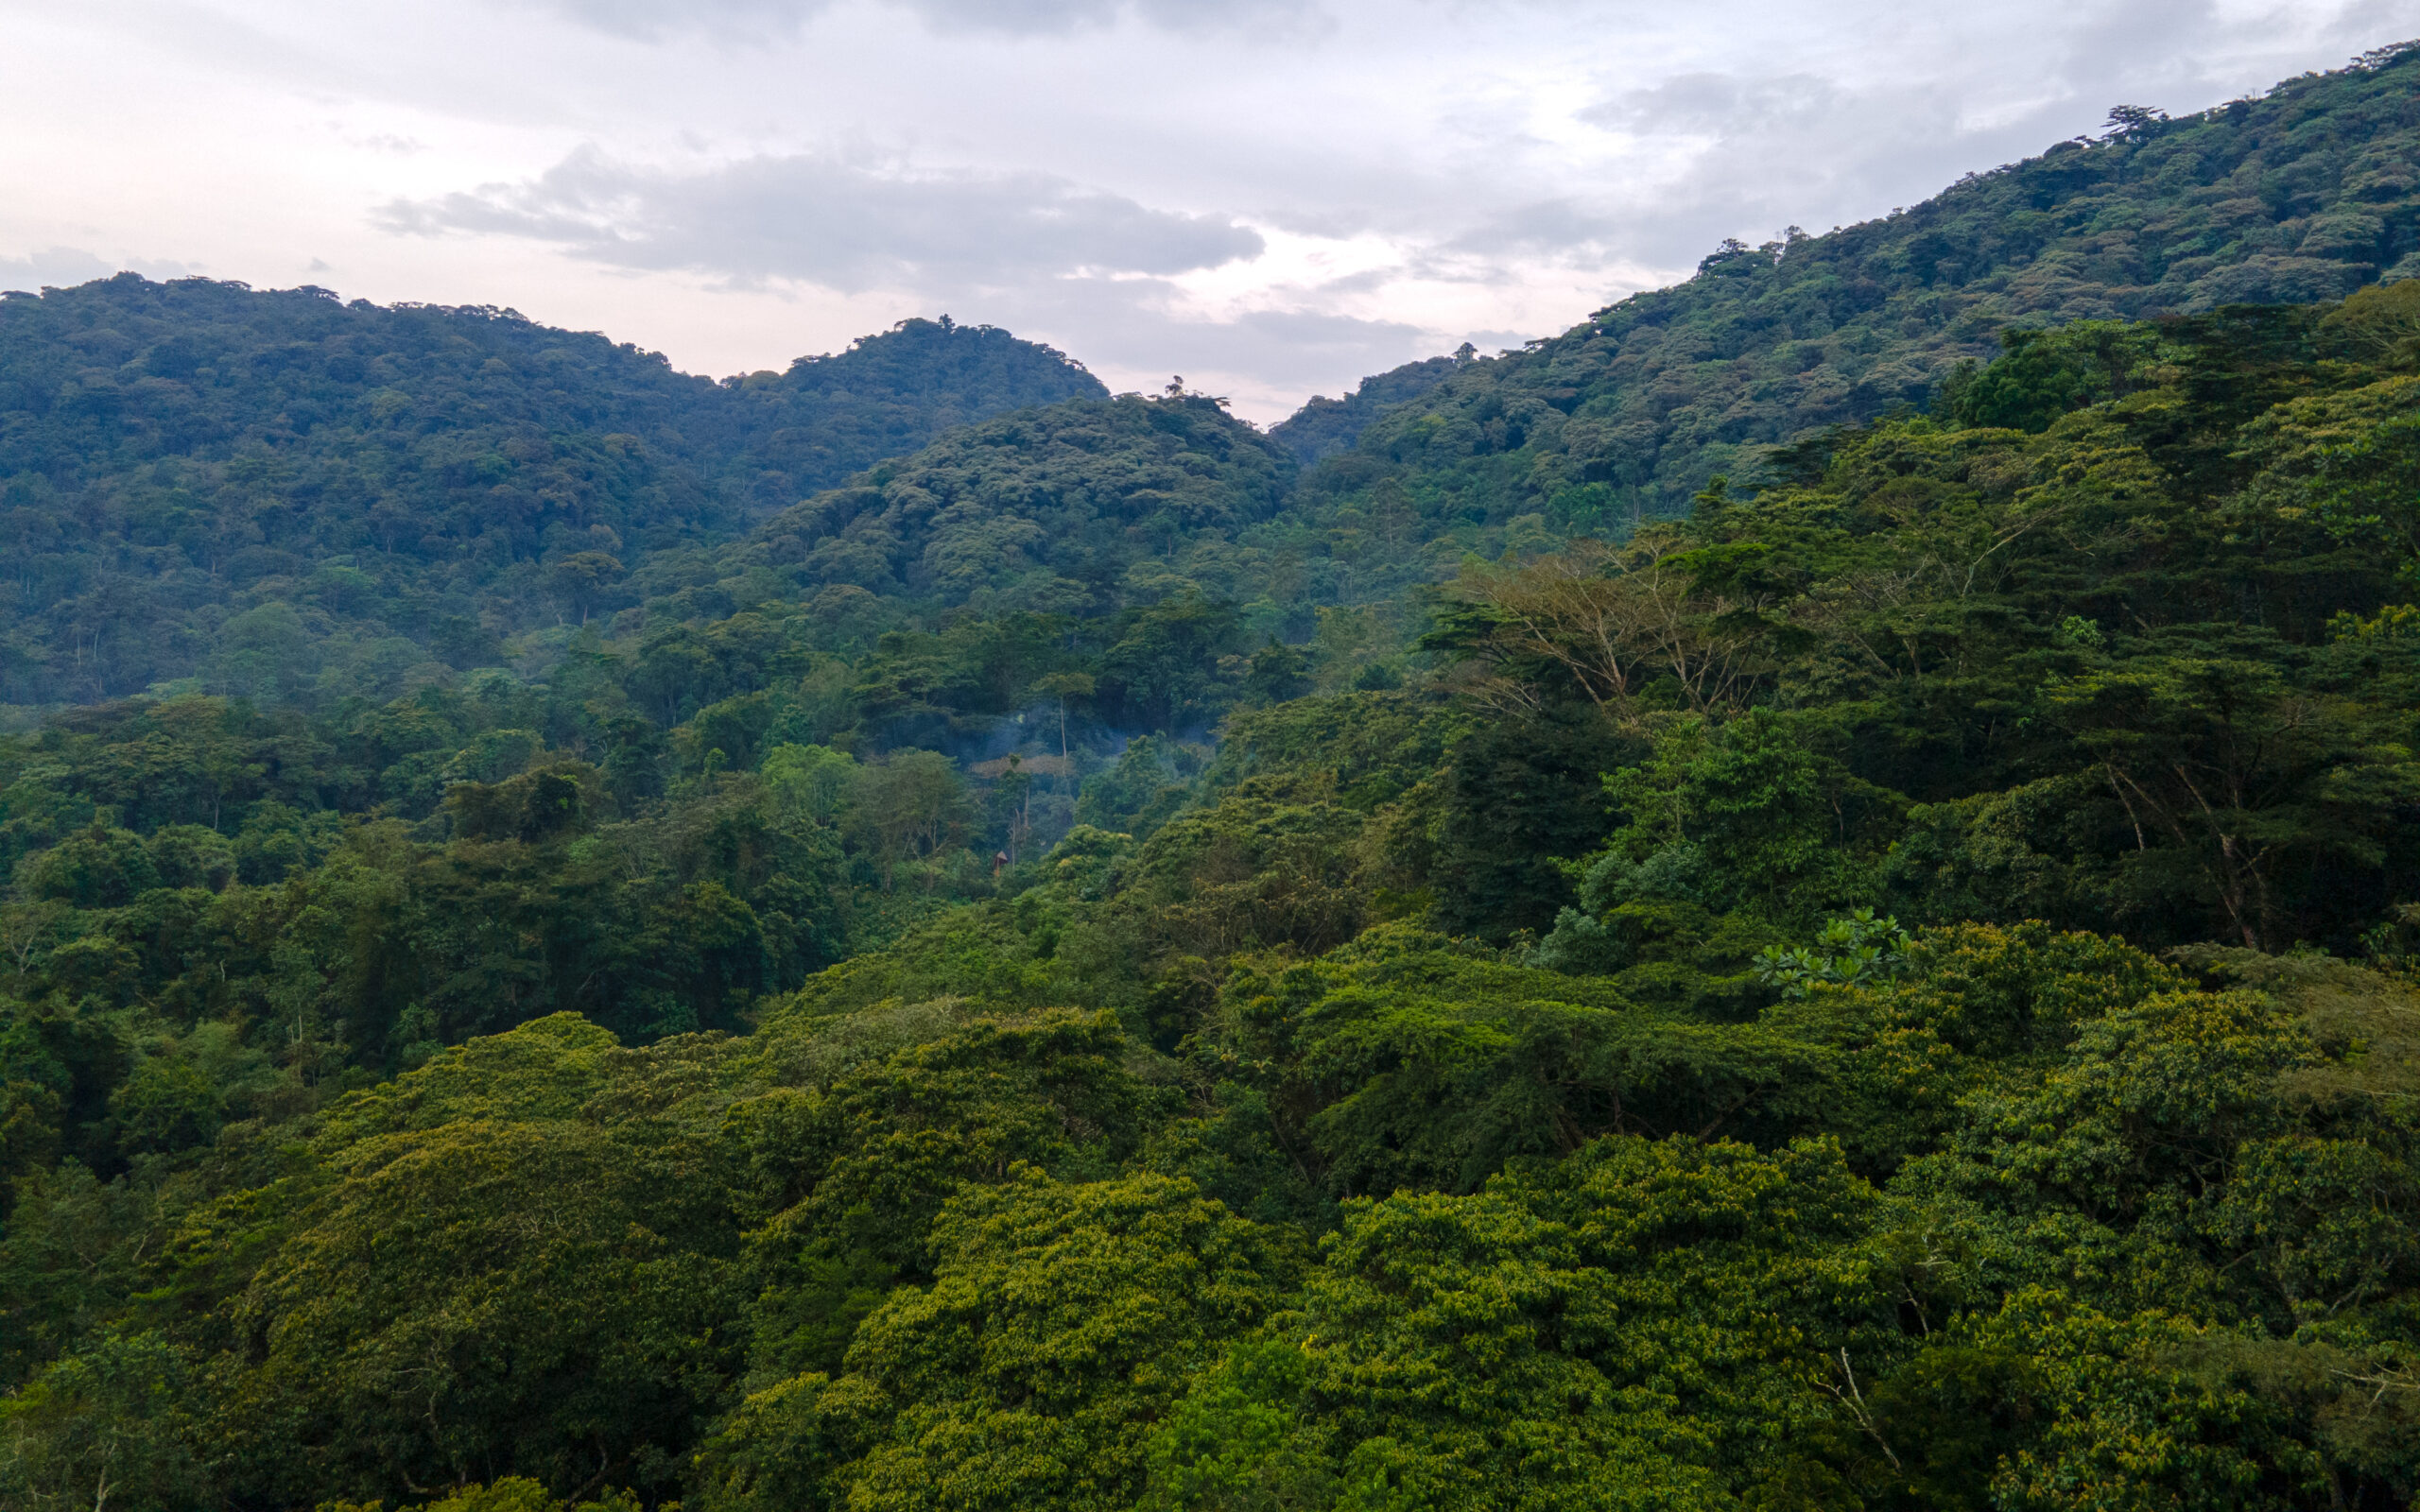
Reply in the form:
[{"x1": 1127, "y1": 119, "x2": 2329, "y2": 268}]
[
  {"x1": 1264, "y1": 349, "x2": 1466, "y2": 462},
  {"x1": 9, "y1": 41, "x2": 2419, "y2": 715},
  {"x1": 17, "y1": 281, "x2": 2420, "y2": 1510},
  {"x1": 25, "y1": 40, "x2": 2420, "y2": 1512},
  {"x1": 1306, "y1": 41, "x2": 2420, "y2": 527},
  {"x1": 0, "y1": 279, "x2": 1100, "y2": 707},
  {"x1": 750, "y1": 391, "x2": 1296, "y2": 617}
]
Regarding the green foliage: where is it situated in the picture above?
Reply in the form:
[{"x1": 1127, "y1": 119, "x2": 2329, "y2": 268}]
[
  {"x1": 1756, "y1": 910, "x2": 1916, "y2": 998},
  {"x1": 1307, "y1": 45, "x2": 2420, "y2": 525},
  {"x1": 1265, "y1": 352, "x2": 1468, "y2": 464},
  {"x1": 205, "y1": 1019, "x2": 744, "y2": 1503},
  {"x1": 752, "y1": 394, "x2": 1291, "y2": 620},
  {"x1": 1203, "y1": 931, "x2": 1839, "y2": 1197},
  {"x1": 1941, "y1": 321, "x2": 2166, "y2": 433},
  {"x1": 1073, "y1": 735, "x2": 1199, "y2": 838},
  {"x1": 1977, "y1": 1294, "x2": 2323, "y2": 1511},
  {"x1": 1146, "y1": 1134, "x2": 1882, "y2": 1510},
  {"x1": 0, "y1": 1331, "x2": 204, "y2": 1512},
  {"x1": 19, "y1": 49, "x2": 2420, "y2": 1512},
  {"x1": 722, "y1": 1170, "x2": 1286, "y2": 1512},
  {"x1": 0, "y1": 284, "x2": 1101, "y2": 707}
]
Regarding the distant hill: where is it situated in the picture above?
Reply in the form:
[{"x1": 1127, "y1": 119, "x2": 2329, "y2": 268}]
[
  {"x1": 613, "y1": 389, "x2": 1311, "y2": 722},
  {"x1": 0, "y1": 278, "x2": 1101, "y2": 706},
  {"x1": 696, "y1": 313, "x2": 1110, "y2": 510},
  {"x1": 1295, "y1": 41, "x2": 2420, "y2": 527},
  {"x1": 13, "y1": 43, "x2": 2420, "y2": 716},
  {"x1": 1266, "y1": 350, "x2": 1467, "y2": 463},
  {"x1": 750, "y1": 392, "x2": 1294, "y2": 615}
]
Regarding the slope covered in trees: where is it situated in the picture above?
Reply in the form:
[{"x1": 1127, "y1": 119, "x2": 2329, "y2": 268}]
[
  {"x1": 1307, "y1": 41, "x2": 2420, "y2": 530},
  {"x1": 0, "y1": 281, "x2": 1100, "y2": 708},
  {"x1": 16, "y1": 40, "x2": 2420, "y2": 1512},
  {"x1": 1264, "y1": 349, "x2": 1467, "y2": 463},
  {"x1": 13, "y1": 277, "x2": 2420, "y2": 1510}
]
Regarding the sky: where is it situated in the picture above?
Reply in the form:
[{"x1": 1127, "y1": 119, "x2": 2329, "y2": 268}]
[{"x1": 1, "y1": 0, "x2": 2415, "y2": 422}]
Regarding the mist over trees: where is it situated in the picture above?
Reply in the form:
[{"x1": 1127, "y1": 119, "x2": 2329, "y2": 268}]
[{"x1": 13, "y1": 40, "x2": 2420, "y2": 1512}]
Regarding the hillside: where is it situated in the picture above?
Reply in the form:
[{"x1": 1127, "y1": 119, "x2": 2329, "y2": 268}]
[
  {"x1": 0, "y1": 279, "x2": 1100, "y2": 708},
  {"x1": 607, "y1": 388, "x2": 1458, "y2": 736},
  {"x1": 9, "y1": 44, "x2": 2419, "y2": 718},
  {"x1": 14, "y1": 40, "x2": 2420, "y2": 1512},
  {"x1": 13, "y1": 282, "x2": 2420, "y2": 1507},
  {"x1": 1264, "y1": 348, "x2": 1467, "y2": 462},
  {"x1": 751, "y1": 391, "x2": 1296, "y2": 615},
  {"x1": 1307, "y1": 41, "x2": 2420, "y2": 528}
]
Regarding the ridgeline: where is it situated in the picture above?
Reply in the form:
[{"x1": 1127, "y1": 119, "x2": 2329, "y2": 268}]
[{"x1": 10, "y1": 42, "x2": 2420, "y2": 1512}]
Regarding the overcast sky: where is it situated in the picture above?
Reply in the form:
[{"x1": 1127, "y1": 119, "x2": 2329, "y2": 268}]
[{"x1": 2, "y1": 0, "x2": 2414, "y2": 421}]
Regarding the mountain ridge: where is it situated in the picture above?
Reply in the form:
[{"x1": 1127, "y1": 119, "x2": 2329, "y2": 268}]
[
  {"x1": 0, "y1": 279, "x2": 1102, "y2": 706},
  {"x1": 14, "y1": 40, "x2": 2420, "y2": 1512},
  {"x1": 1303, "y1": 40, "x2": 2420, "y2": 525}
]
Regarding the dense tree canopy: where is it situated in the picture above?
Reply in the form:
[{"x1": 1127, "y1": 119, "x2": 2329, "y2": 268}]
[
  {"x1": 1303, "y1": 42, "x2": 2420, "y2": 530},
  {"x1": 0, "y1": 284, "x2": 1099, "y2": 706},
  {"x1": 17, "y1": 41, "x2": 2420, "y2": 1512}
]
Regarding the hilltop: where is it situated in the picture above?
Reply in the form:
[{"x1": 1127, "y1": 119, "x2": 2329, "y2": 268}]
[
  {"x1": 12, "y1": 42, "x2": 2420, "y2": 1512},
  {"x1": 0, "y1": 281, "x2": 1100, "y2": 706},
  {"x1": 1304, "y1": 42, "x2": 2420, "y2": 524}
]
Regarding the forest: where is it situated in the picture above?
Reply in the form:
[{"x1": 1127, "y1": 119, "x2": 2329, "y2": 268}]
[{"x1": 10, "y1": 40, "x2": 2420, "y2": 1512}]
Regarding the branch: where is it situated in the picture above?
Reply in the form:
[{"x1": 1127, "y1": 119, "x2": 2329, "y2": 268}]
[
  {"x1": 2328, "y1": 1363, "x2": 2420, "y2": 1415},
  {"x1": 1824, "y1": 1349, "x2": 1902, "y2": 1471}
]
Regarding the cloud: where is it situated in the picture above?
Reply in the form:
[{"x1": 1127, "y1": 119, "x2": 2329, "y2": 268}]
[
  {"x1": 0, "y1": 248, "x2": 197, "y2": 294},
  {"x1": 0, "y1": 248, "x2": 114, "y2": 293},
  {"x1": 548, "y1": 0, "x2": 1316, "y2": 42},
  {"x1": 1442, "y1": 199, "x2": 1626, "y2": 262},
  {"x1": 1175, "y1": 305, "x2": 1432, "y2": 377},
  {"x1": 961, "y1": 277, "x2": 1437, "y2": 407},
  {"x1": 1529, "y1": 0, "x2": 2342, "y2": 274},
  {"x1": 1581, "y1": 71, "x2": 1843, "y2": 136},
  {"x1": 350, "y1": 132, "x2": 430, "y2": 155},
  {"x1": 1550, "y1": 42, "x2": 2185, "y2": 272},
  {"x1": 372, "y1": 146, "x2": 1430, "y2": 417},
  {"x1": 379, "y1": 146, "x2": 1265, "y2": 291}
]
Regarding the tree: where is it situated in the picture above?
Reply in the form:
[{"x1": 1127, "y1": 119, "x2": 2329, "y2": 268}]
[
  {"x1": 1230, "y1": 933, "x2": 1837, "y2": 1195},
  {"x1": 2046, "y1": 643, "x2": 2420, "y2": 949},
  {"x1": 843, "y1": 750, "x2": 969, "y2": 890},
  {"x1": 2247, "y1": 371, "x2": 2420, "y2": 583},
  {"x1": 545, "y1": 553, "x2": 625, "y2": 627},
  {"x1": 1096, "y1": 598, "x2": 1246, "y2": 735},
  {"x1": 1754, "y1": 910, "x2": 1915, "y2": 998},
  {"x1": 1943, "y1": 322, "x2": 2164, "y2": 433},
  {"x1": 1424, "y1": 531, "x2": 1771, "y2": 726},
  {"x1": 204, "y1": 1019, "x2": 744, "y2": 1507},
  {"x1": 761, "y1": 744, "x2": 860, "y2": 828},
  {"x1": 0, "y1": 1332, "x2": 205, "y2": 1512},
  {"x1": 1031, "y1": 673, "x2": 1096, "y2": 783},
  {"x1": 715, "y1": 1171, "x2": 1286, "y2": 1512},
  {"x1": 1978, "y1": 1294, "x2": 2315, "y2": 1512},
  {"x1": 1144, "y1": 1135, "x2": 1885, "y2": 1510}
]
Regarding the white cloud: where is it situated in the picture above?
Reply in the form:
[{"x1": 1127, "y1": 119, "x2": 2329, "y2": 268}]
[
  {"x1": 0, "y1": 248, "x2": 114, "y2": 293},
  {"x1": 0, "y1": 248, "x2": 199, "y2": 294},
  {"x1": 545, "y1": 0, "x2": 1318, "y2": 41},
  {"x1": 379, "y1": 146, "x2": 1265, "y2": 289}
]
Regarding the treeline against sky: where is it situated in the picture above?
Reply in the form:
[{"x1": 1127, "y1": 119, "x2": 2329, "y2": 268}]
[
  {"x1": 11, "y1": 46, "x2": 2420, "y2": 716},
  {"x1": 0, "y1": 292, "x2": 1101, "y2": 705},
  {"x1": 1295, "y1": 42, "x2": 2420, "y2": 526},
  {"x1": 13, "y1": 41, "x2": 2420, "y2": 1512},
  {"x1": 12, "y1": 276, "x2": 2420, "y2": 1506}
]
